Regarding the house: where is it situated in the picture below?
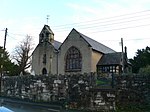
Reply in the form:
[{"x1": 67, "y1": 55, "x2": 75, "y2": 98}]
[{"x1": 31, "y1": 25, "x2": 130, "y2": 75}]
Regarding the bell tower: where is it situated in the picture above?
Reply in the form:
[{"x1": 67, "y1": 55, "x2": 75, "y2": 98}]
[{"x1": 39, "y1": 25, "x2": 54, "y2": 44}]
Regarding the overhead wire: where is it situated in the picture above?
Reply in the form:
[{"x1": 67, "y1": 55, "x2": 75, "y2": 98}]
[
  {"x1": 6, "y1": 33, "x2": 37, "y2": 47},
  {"x1": 99, "y1": 37, "x2": 150, "y2": 42},
  {"x1": 124, "y1": 37, "x2": 150, "y2": 41},
  {"x1": 7, "y1": 23, "x2": 150, "y2": 43},
  {"x1": 8, "y1": 32, "x2": 36, "y2": 38},
  {"x1": 0, "y1": 28, "x2": 6, "y2": 31},
  {"x1": 53, "y1": 9, "x2": 150, "y2": 28},
  {"x1": 53, "y1": 14, "x2": 150, "y2": 32},
  {"x1": 7, "y1": 34, "x2": 20, "y2": 41},
  {"x1": 54, "y1": 13, "x2": 150, "y2": 30},
  {"x1": 54, "y1": 16, "x2": 150, "y2": 32},
  {"x1": 52, "y1": 10, "x2": 150, "y2": 31},
  {"x1": 4, "y1": 10, "x2": 150, "y2": 35},
  {"x1": 83, "y1": 23, "x2": 150, "y2": 33},
  {"x1": 4, "y1": 9, "x2": 150, "y2": 44},
  {"x1": 8, "y1": 32, "x2": 28, "y2": 37}
]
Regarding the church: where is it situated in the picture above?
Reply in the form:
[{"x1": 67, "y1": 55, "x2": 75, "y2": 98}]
[{"x1": 31, "y1": 25, "x2": 131, "y2": 75}]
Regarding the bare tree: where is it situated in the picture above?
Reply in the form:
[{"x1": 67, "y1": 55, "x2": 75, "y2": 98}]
[{"x1": 12, "y1": 35, "x2": 33, "y2": 75}]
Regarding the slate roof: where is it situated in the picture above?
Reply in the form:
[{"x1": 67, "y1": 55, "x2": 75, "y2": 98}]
[
  {"x1": 40, "y1": 40, "x2": 61, "y2": 50},
  {"x1": 32, "y1": 40, "x2": 61, "y2": 55},
  {"x1": 97, "y1": 52, "x2": 122, "y2": 65},
  {"x1": 53, "y1": 40, "x2": 62, "y2": 50},
  {"x1": 40, "y1": 25, "x2": 54, "y2": 34},
  {"x1": 77, "y1": 30, "x2": 116, "y2": 54}
]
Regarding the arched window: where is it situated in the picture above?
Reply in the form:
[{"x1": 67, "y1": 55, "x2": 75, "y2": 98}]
[
  {"x1": 42, "y1": 68, "x2": 47, "y2": 75},
  {"x1": 43, "y1": 54, "x2": 46, "y2": 64},
  {"x1": 65, "y1": 46, "x2": 82, "y2": 72}
]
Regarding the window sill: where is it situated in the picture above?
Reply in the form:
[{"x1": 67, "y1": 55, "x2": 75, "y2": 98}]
[{"x1": 65, "y1": 69, "x2": 81, "y2": 72}]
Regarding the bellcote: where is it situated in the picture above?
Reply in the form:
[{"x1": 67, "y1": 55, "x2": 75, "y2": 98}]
[{"x1": 39, "y1": 25, "x2": 54, "y2": 44}]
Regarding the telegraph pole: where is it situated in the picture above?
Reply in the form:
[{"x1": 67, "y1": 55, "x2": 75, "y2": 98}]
[
  {"x1": 0, "y1": 28, "x2": 8, "y2": 93},
  {"x1": 4, "y1": 28, "x2": 8, "y2": 50},
  {"x1": 121, "y1": 38, "x2": 124, "y2": 74}
]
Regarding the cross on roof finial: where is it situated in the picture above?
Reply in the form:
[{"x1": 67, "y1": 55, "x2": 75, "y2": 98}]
[{"x1": 46, "y1": 15, "x2": 49, "y2": 25}]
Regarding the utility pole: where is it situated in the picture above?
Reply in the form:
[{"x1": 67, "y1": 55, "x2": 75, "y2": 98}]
[
  {"x1": 0, "y1": 28, "x2": 8, "y2": 93},
  {"x1": 4, "y1": 28, "x2": 8, "y2": 50},
  {"x1": 121, "y1": 38, "x2": 124, "y2": 74}
]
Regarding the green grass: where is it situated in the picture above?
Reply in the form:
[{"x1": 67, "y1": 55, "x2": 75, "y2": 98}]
[{"x1": 116, "y1": 104, "x2": 150, "y2": 112}]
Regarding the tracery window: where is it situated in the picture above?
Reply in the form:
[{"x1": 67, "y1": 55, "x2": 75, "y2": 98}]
[{"x1": 65, "y1": 46, "x2": 82, "y2": 72}]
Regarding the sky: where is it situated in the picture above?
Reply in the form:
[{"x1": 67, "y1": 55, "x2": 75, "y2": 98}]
[{"x1": 0, "y1": 0, "x2": 150, "y2": 59}]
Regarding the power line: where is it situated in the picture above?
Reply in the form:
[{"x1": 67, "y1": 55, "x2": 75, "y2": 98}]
[
  {"x1": 53, "y1": 21, "x2": 150, "y2": 33},
  {"x1": 53, "y1": 10, "x2": 150, "y2": 28},
  {"x1": 7, "y1": 34, "x2": 19, "y2": 41},
  {"x1": 99, "y1": 37, "x2": 150, "y2": 42},
  {"x1": 124, "y1": 38, "x2": 150, "y2": 41},
  {"x1": 8, "y1": 32, "x2": 27, "y2": 37},
  {"x1": 7, "y1": 21, "x2": 150, "y2": 41},
  {"x1": 0, "y1": 28, "x2": 5, "y2": 31},
  {"x1": 4, "y1": 10, "x2": 150, "y2": 35},
  {"x1": 3, "y1": 10, "x2": 150, "y2": 45},
  {"x1": 54, "y1": 14, "x2": 150, "y2": 31},
  {"x1": 84, "y1": 23, "x2": 150, "y2": 33},
  {"x1": 53, "y1": 13, "x2": 150, "y2": 32},
  {"x1": 39, "y1": 24, "x2": 150, "y2": 42},
  {"x1": 54, "y1": 16, "x2": 150, "y2": 32},
  {"x1": 8, "y1": 32, "x2": 36, "y2": 39}
]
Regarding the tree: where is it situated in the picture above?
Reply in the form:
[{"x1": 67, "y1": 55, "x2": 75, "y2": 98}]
[
  {"x1": 0, "y1": 46, "x2": 19, "y2": 76},
  {"x1": 129, "y1": 46, "x2": 150, "y2": 73},
  {"x1": 139, "y1": 65, "x2": 150, "y2": 75},
  {"x1": 12, "y1": 35, "x2": 33, "y2": 75}
]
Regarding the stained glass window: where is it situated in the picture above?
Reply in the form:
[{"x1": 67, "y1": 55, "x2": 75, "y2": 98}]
[{"x1": 65, "y1": 46, "x2": 82, "y2": 72}]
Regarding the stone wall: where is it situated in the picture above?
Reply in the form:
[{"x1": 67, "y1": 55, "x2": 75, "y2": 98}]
[
  {"x1": 2, "y1": 73, "x2": 97, "y2": 109},
  {"x1": 1, "y1": 73, "x2": 150, "y2": 111},
  {"x1": 115, "y1": 74, "x2": 150, "y2": 106}
]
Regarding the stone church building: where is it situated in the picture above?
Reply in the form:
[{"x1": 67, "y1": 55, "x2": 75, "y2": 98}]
[{"x1": 32, "y1": 25, "x2": 130, "y2": 75}]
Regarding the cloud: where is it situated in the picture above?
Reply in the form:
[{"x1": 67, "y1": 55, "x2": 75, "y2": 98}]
[
  {"x1": 67, "y1": 0, "x2": 150, "y2": 19},
  {"x1": 67, "y1": 2, "x2": 99, "y2": 15},
  {"x1": 66, "y1": 2, "x2": 102, "y2": 22}
]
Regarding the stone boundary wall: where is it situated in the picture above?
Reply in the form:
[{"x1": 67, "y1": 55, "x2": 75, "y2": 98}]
[
  {"x1": 1, "y1": 73, "x2": 150, "y2": 111},
  {"x1": 2, "y1": 73, "x2": 97, "y2": 109},
  {"x1": 115, "y1": 74, "x2": 150, "y2": 106}
]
